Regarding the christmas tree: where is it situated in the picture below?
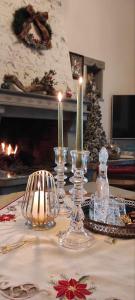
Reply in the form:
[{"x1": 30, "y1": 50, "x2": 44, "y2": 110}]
[{"x1": 84, "y1": 72, "x2": 107, "y2": 161}]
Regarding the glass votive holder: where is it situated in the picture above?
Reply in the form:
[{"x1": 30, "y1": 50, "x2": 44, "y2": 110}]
[
  {"x1": 93, "y1": 196, "x2": 126, "y2": 226},
  {"x1": 22, "y1": 170, "x2": 59, "y2": 229},
  {"x1": 94, "y1": 196, "x2": 109, "y2": 223},
  {"x1": 70, "y1": 150, "x2": 90, "y2": 172},
  {"x1": 54, "y1": 147, "x2": 68, "y2": 165}
]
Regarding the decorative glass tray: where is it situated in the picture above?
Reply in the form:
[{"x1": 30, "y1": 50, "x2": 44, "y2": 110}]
[{"x1": 82, "y1": 197, "x2": 135, "y2": 239}]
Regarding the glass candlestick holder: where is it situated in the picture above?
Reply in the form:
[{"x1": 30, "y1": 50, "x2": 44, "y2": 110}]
[
  {"x1": 59, "y1": 150, "x2": 94, "y2": 249},
  {"x1": 54, "y1": 147, "x2": 70, "y2": 215},
  {"x1": 22, "y1": 170, "x2": 59, "y2": 230},
  {"x1": 69, "y1": 150, "x2": 88, "y2": 195}
]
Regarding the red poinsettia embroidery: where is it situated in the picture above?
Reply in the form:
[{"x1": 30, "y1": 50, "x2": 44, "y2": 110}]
[
  {"x1": 0, "y1": 214, "x2": 15, "y2": 222},
  {"x1": 54, "y1": 278, "x2": 92, "y2": 299}
]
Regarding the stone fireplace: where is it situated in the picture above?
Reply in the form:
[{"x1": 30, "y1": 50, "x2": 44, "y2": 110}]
[
  {"x1": 0, "y1": 0, "x2": 84, "y2": 194},
  {"x1": 0, "y1": 89, "x2": 88, "y2": 194},
  {"x1": 0, "y1": 1, "x2": 105, "y2": 194}
]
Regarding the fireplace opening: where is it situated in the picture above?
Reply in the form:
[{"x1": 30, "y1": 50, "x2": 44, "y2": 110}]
[{"x1": 0, "y1": 117, "x2": 69, "y2": 175}]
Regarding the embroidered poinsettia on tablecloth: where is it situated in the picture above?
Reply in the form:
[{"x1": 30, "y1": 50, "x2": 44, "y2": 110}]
[
  {"x1": 54, "y1": 277, "x2": 92, "y2": 300},
  {"x1": 0, "y1": 213, "x2": 15, "y2": 222}
]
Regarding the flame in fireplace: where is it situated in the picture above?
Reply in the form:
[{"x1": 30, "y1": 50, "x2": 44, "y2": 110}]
[
  {"x1": 14, "y1": 145, "x2": 18, "y2": 155},
  {"x1": 1, "y1": 142, "x2": 5, "y2": 152},
  {"x1": 7, "y1": 144, "x2": 12, "y2": 156},
  {"x1": 0, "y1": 142, "x2": 18, "y2": 156}
]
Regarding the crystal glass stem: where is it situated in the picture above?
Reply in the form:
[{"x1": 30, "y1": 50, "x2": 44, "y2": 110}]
[
  {"x1": 69, "y1": 150, "x2": 88, "y2": 195},
  {"x1": 54, "y1": 147, "x2": 70, "y2": 215},
  {"x1": 70, "y1": 169, "x2": 86, "y2": 232},
  {"x1": 59, "y1": 150, "x2": 94, "y2": 249}
]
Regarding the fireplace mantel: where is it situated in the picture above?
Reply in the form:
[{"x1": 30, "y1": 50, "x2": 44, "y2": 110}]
[{"x1": 0, "y1": 89, "x2": 88, "y2": 120}]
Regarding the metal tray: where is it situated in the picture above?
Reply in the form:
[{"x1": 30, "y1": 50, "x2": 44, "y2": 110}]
[{"x1": 82, "y1": 198, "x2": 135, "y2": 239}]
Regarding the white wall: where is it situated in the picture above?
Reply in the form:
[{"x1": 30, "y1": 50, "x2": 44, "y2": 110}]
[{"x1": 62, "y1": 0, "x2": 135, "y2": 138}]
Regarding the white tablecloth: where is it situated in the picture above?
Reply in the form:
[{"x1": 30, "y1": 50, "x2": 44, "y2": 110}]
[{"x1": 0, "y1": 192, "x2": 135, "y2": 300}]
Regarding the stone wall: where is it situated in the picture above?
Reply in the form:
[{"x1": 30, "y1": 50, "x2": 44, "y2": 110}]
[{"x1": 0, "y1": 0, "x2": 73, "y2": 94}]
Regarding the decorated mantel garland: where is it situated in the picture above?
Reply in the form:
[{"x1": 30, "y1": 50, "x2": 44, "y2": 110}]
[
  {"x1": 12, "y1": 5, "x2": 52, "y2": 50},
  {"x1": 1, "y1": 70, "x2": 57, "y2": 95}
]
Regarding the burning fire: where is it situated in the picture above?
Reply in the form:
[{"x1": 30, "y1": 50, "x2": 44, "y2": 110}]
[{"x1": 0, "y1": 142, "x2": 18, "y2": 156}]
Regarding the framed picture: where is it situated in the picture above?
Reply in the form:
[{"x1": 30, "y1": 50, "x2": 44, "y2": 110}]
[{"x1": 69, "y1": 52, "x2": 84, "y2": 79}]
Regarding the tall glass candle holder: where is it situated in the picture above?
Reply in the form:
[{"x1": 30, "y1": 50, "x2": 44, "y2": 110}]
[
  {"x1": 54, "y1": 147, "x2": 70, "y2": 215},
  {"x1": 69, "y1": 151, "x2": 88, "y2": 195},
  {"x1": 59, "y1": 150, "x2": 94, "y2": 249}
]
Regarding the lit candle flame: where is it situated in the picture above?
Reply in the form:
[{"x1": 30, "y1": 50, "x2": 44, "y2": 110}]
[
  {"x1": 79, "y1": 76, "x2": 83, "y2": 85},
  {"x1": 7, "y1": 172, "x2": 12, "y2": 178},
  {"x1": 58, "y1": 91, "x2": 63, "y2": 102}
]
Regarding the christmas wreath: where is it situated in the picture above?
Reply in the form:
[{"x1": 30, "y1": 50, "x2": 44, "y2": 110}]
[{"x1": 12, "y1": 5, "x2": 52, "y2": 50}]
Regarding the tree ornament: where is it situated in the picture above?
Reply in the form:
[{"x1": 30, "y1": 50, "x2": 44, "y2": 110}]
[{"x1": 66, "y1": 86, "x2": 72, "y2": 98}]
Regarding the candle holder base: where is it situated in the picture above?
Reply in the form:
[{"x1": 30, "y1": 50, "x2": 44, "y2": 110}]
[
  {"x1": 58, "y1": 150, "x2": 94, "y2": 250},
  {"x1": 59, "y1": 227, "x2": 94, "y2": 250},
  {"x1": 26, "y1": 219, "x2": 56, "y2": 230}
]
